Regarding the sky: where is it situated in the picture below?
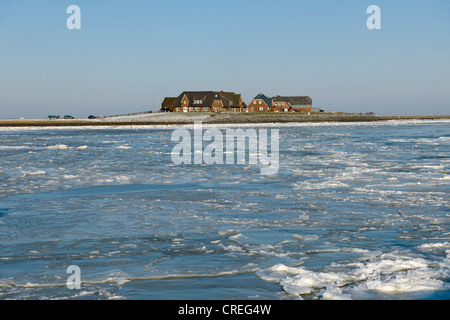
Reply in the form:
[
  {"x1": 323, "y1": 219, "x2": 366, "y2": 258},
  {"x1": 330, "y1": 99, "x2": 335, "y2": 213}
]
[{"x1": 0, "y1": 0, "x2": 449, "y2": 118}]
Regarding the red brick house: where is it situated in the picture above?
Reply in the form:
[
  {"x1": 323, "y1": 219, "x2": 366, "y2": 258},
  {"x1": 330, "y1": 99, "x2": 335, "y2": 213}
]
[
  {"x1": 165, "y1": 91, "x2": 246, "y2": 113},
  {"x1": 248, "y1": 94, "x2": 313, "y2": 112},
  {"x1": 272, "y1": 96, "x2": 312, "y2": 112},
  {"x1": 247, "y1": 93, "x2": 272, "y2": 112}
]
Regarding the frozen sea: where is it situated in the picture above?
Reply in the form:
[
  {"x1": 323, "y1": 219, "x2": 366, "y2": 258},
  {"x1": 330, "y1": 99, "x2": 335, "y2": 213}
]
[{"x1": 0, "y1": 120, "x2": 449, "y2": 300}]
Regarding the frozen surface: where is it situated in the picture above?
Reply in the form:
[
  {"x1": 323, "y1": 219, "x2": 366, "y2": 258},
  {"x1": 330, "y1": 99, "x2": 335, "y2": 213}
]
[{"x1": 0, "y1": 121, "x2": 449, "y2": 299}]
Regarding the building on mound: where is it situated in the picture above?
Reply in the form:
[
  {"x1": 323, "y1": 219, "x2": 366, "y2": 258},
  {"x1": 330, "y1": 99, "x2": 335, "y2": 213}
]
[
  {"x1": 160, "y1": 97, "x2": 177, "y2": 112},
  {"x1": 247, "y1": 93, "x2": 273, "y2": 112},
  {"x1": 248, "y1": 94, "x2": 322, "y2": 113},
  {"x1": 273, "y1": 96, "x2": 313, "y2": 112},
  {"x1": 162, "y1": 91, "x2": 246, "y2": 113}
]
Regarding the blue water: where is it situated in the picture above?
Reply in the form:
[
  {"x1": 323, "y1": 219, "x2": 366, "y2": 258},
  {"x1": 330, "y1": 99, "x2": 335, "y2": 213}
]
[{"x1": 0, "y1": 121, "x2": 449, "y2": 300}]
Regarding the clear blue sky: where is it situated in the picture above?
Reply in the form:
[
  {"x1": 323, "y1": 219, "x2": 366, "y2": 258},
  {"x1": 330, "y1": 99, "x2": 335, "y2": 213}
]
[{"x1": 0, "y1": 0, "x2": 449, "y2": 118}]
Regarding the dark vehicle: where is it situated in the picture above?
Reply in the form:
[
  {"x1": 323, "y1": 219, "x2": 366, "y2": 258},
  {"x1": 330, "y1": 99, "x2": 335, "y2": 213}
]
[
  {"x1": 64, "y1": 115, "x2": 75, "y2": 119},
  {"x1": 88, "y1": 115, "x2": 96, "y2": 119}
]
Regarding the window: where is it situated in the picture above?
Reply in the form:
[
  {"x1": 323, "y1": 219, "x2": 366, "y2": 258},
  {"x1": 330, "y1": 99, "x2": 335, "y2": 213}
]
[
  {"x1": 203, "y1": 107, "x2": 210, "y2": 111},
  {"x1": 176, "y1": 107, "x2": 181, "y2": 112},
  {"x1": 259, "y1": 107, "x2": 264, "y2": 111},
  {"x1": 189, "y1": 107, "x2": 194, "y2": 112},
  {"x1": 193, "y1": 100, "x2": 203, "y2": 104},
  {"x1": 183, "y1": 100, "x2": 187, "y2": 105},
  {"x1": 195, "y1": 107, "x2": 200, "y2": 112},
  {"x1": 251, "y1": 107, "x2": 254, "y2": 111},
  {"x1": 259, "y1": 101, "x2": 262, "y2": 105}
]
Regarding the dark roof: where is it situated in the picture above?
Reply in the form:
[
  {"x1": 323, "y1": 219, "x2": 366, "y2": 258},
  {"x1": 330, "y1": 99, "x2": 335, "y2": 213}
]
[
  {"x1": 220, "y1": 91, "x2": 243, "y2": 108},
  {"x1": 172, "y1": 91, "x2": 244, "y2": 108},
  {"x1": 161, "y1": 97, "x2": 177, "y2": 110},
  {"x1": 173, "y1": 91, "x2": 215, "y2": 108},
  {"x1": 253, "y1": 93, "x2": 272, "y2": 107},
  {"x1": 272, "y1": 96, "x2": 312, "y2": 106}
]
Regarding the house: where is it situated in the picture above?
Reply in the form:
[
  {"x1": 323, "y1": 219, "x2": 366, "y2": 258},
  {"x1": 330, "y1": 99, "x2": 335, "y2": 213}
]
[
  {"x1": 272, "y1": 96, "x2": 312, "y2": 112},
  {"x1": 167, "y1": 91, "x2": 246, "y2": 113},
  {"x1": 247, "y1": 93, "x2": 272, "y2": 112},
  {"x1": 248, "y1": 94, "x2": 313, "y2": 112},
  {"x1": 219, "y1": 91, "x2": 247, "y2": 112},
  {"x1": 160, "y1": 97, "x2": 177, "y2": 112}
]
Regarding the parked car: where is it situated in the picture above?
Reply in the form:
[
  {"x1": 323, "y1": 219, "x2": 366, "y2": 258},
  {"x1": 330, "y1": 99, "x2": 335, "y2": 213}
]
[
  {"x1": 88, "y1": 115, "x2": 96, "y2": 119},
  {"x1": 64, "y1": 115, "x2": 75, "y2": 119}
]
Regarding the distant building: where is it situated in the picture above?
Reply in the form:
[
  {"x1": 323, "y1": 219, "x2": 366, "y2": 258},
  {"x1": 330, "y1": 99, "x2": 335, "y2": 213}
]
[
  {"x1": 248, "y1": 94, "x2": 314, "y2": 113},
  {"x1": 164, "y1": 91, "x2": 246, "y2": 113},
  {"x1": 162, "y1": 91, "x2": 320, "y2": 113},
  {"x1": 247, "y1": 93, "x2": 272, "y2": 112},
  {"x1": 160, "y1": 97, "x2": 177, "y2": 112},
  {"x1": 272, "y1": 96, "x2": 312, "y2": 112}
]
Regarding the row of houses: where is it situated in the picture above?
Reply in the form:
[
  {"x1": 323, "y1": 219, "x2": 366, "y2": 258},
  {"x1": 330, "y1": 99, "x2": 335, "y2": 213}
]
[{"x1": 161, "y1": 91, "x2": 323, "y2": 113}]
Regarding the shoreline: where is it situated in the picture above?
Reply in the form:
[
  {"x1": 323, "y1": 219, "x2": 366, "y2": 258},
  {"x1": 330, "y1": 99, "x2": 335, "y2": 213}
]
[{"x1": 0, "y1": 113, "x2": 449, "y2": 127}]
